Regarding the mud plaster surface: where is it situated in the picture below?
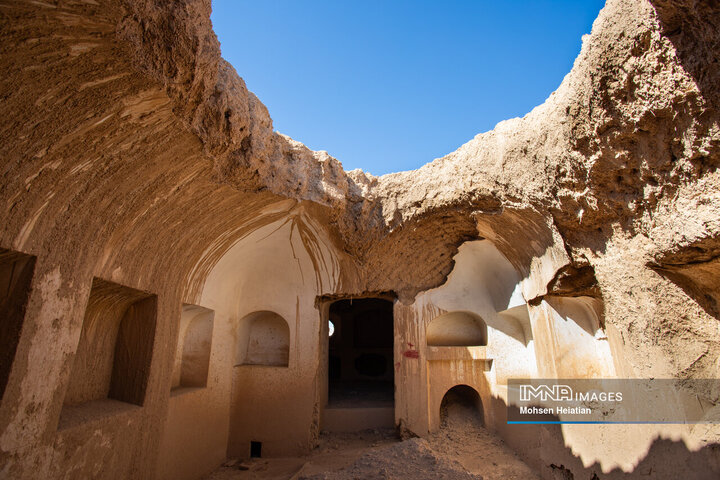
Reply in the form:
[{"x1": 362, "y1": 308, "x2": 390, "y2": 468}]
[{"x1": 1, "y1": 0, "x2": 720, "y2": 479}]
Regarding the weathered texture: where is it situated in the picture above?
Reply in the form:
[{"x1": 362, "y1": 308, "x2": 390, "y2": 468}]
[
  {"x1": 114, "y1": 0, "x2": 720, "y2": 302},
  {"x1": 1, "y1": 0, "x2": 719, "y2": 479}
]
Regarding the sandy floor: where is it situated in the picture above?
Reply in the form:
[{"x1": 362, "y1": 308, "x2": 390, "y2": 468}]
[
  {"x1": 425, "y1": 402, "x2": 540, "y2": 480},
  {"x1": 205, "y1": 403, "x2": 539, "y2": 480}
]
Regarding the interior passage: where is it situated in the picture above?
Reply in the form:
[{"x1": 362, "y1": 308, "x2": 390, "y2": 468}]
[{"x1": 328, "y1": 298, "x2": 394, "y2": 408}]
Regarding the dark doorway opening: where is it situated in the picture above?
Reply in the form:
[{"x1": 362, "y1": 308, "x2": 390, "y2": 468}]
[
  {"x1": 250, "y1": 441, "x2": 262, "y2": 458},
  {"x1": 328, "y1": 298, "x2": 394, "y2": 408}
]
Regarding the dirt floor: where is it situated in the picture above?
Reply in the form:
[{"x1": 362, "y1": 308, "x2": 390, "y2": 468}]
[{"x1": 205, "y1": 402, "x2": 539, "y2": 480}]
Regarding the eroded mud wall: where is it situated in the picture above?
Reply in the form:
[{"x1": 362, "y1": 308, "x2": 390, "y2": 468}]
[
  {"x1": 211, "y1": 211, "x2": 346, "y2": 458},
  {"x1": 1, "y1": 0, "x2": 719, "y2": 479},
  {"x1": 155, "y1": 205, "x2": 351, "y2": 478},
  {"x1": 0, "y1": 2, "x2": 305, "y2": 478}
]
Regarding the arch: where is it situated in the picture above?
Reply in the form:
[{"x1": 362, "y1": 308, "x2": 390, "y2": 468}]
[
  {"x1": 543, "y1": 296, "x2": 615, "y2": 378},
  {"x1": 237, "y1": 311, "x2": 290, "y2": 367},
  {"x1": 440, "y1": 384, "x2": 483, "y2": 426},
  {"x1": 426, "y1": 311, "x2": 487, "y2": 346}
]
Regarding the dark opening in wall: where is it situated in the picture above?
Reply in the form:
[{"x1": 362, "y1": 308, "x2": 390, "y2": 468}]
[
  {"x1": 0, "y1": 248, "x2": 36, "y2": 403},
  {"x1": 171, "y1": 304, "x2": 214, "y2": 392},
  {"x1": 328, "y1": 298, "x2": 394, "y2": 407},
  {"x1": 440, "y1": 385, "x2": 483, "y2": 427},
  {"x1": 354, "y1": 353, "x2": 387, "y2": 377},
  {"x1": 250, "y1": 441, "x2": 262, "y2": 458},
  {"x1": 60, "y1": 278, "x2": 157, "y2": 427}
]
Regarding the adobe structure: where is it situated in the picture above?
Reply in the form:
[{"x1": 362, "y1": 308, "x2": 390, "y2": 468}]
[{"x1": 0, "y1": 0, "x2": 719, "y2": 479}]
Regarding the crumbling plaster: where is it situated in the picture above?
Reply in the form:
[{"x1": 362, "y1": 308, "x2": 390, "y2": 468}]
[{"x1": 0, "y1": 0, "x2": 719, "y2": 479}]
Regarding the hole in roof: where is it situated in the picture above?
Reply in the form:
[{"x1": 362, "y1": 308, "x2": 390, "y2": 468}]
[{"x1": 211, "y1": 1, "x2": 605, "y2": 175}]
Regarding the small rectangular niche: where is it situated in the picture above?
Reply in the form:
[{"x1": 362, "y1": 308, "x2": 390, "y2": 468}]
[
  {"x1": 60, "y1": 278, "x2": 157, "y2": 429},
  {"x1": 171, "y1": 304, "x2": 214, "y2": 393},
  {"x1": 0, "y1": 248, "x2": 36, "y2": 403}
]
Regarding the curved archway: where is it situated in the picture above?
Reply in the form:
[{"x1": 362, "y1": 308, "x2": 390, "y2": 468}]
[
  {"x1": 237, "y1": 311, "x2": 290, "y2": 367},
  {"x1": 440, "y1": 384, "x2": 483, "y2": 427},
  {"x1": 427, "y1": 311, "x2": 487, "y2": 346}
]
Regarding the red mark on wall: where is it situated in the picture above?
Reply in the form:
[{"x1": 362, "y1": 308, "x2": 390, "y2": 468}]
[
  {"x1": 407, "y1": 342, "x2": 415, "y2": 348},
  {"x1": 403, "y1": 350, "x2": 420, "y2": 359}
]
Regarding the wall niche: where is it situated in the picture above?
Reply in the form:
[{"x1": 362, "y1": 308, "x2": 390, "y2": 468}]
[
  {"x1": 236, "y1": 311, "x2": 290, "y2": 367},
  {"x1": 0, "y1": 248, "x2": 36, "y2": 404},
  {"x1": 60, "y1": 278, "x2": 157, "y2": 429},
  {"x1": 427, "y1": 311, "x2": 488, "y2": 347},
  {"x1": 171, "y1": 304, "x2": 214, "y2": 392}
]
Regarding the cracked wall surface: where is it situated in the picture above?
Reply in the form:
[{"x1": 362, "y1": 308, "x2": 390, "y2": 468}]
[{"x1": 0, "y1": 0, "x2": 719, "y2": 479}]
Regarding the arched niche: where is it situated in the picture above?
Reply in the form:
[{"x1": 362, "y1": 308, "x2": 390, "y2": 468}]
[
  {"x1": 237, "y1": 311, "x2": 290, "y2": 367},
  {"x1": 171, "y1": 304, "x2": 214, "y2": 391},
  {"x1": 426, "y1": 311, "x2": 488, "y2": 346},
  {"x1": 440, "y1": 384, "x2": 483, "y2": 426},
  {"x1": 542, "y1": 296, "x2": 615, "y2": 378}
]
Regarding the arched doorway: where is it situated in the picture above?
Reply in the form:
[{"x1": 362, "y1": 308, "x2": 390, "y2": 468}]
[{"x1": 440, "y1": 385, "x2": 483, "y2": 428}]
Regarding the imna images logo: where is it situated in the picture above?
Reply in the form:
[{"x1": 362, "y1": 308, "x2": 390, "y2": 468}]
[
  {"x1": 518, "y1": 383, "x2": 623, "y2": 403},
  {"x1": 519, "y1": 384, "x2": 573, "y2": 402}
]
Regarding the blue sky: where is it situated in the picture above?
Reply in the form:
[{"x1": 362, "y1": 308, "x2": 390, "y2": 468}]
[{"x1": 211, "y1": 1, "x2": 605, "y2": 175}]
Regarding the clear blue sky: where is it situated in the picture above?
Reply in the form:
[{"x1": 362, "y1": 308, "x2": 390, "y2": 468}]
[{"x1": 211, "y1": 1, "x2": 605, "y2": 175}]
